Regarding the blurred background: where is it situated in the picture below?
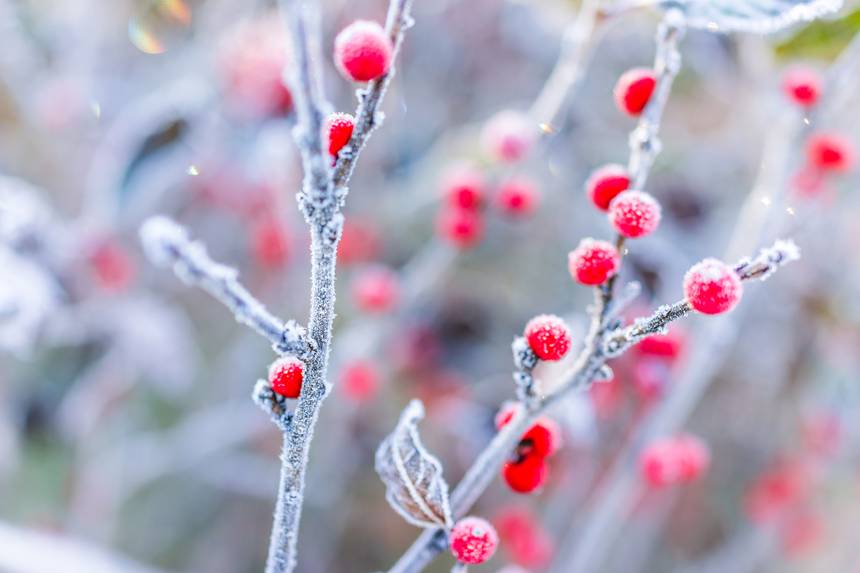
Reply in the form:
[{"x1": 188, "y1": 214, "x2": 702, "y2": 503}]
[{"x1": 1, "y1": 0, "x2": 860, "y2": 572}]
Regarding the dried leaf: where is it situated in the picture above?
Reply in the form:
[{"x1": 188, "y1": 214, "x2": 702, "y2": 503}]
[
  {"x1": 375, "y1": 400, "x2": 453, "y2": 529},
  {"x1": 666, "y1": 0, "x2": 843, "y2": 34}
]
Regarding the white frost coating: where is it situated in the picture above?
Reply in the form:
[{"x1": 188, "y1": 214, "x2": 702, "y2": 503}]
[
  {"x1": 670, "y1": 0, "x2": 843, "y2": 34},
  {"x1": 0, "y1": 246, "x2": 58, "y2": 355},
  {"x1": 375, "y1": 400, "x2": 454, "y2": 530}
]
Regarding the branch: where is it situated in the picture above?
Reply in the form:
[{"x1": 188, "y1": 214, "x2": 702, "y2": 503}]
[{"x1": 139, "y1": 216, "x2": 309, "y2": 356}]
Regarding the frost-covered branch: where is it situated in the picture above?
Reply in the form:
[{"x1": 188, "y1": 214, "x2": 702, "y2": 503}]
[{"x1": 139, "y1": 216, "x2": 309, "y2": 356}]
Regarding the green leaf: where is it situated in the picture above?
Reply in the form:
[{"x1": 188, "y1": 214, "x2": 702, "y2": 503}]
[{"x1": 773, "y1": 7, "x2": 860, "y2": 61}]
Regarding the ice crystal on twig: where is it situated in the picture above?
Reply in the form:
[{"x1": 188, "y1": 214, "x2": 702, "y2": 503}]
[{"x1": 668, "y1": 0, "x2": 843, "y2": 34}]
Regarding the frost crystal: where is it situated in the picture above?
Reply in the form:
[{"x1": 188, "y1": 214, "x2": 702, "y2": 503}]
[
  {"x1": 375, "y1": 400, "x2": 454, "y2": 530},
  {"x1": 667, "y1": 0, "x2": 843, "y2": 34}
]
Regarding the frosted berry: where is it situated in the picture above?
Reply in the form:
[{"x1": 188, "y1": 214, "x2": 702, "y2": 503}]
[
  {"x1": 496, "y1": 177, "x2": 540, "y2": 216},
  {"x1": 482, "y1": 110, "x2": 537, "y2": 163},
  {"x1": 782, "y1": 67, "x2": 821, "y2": 108},
  {"x1": 614, "y1": 68, "x2": 656, "y2": 116},
  {"x1": 608, "y1": 190, "x2": 661, "y2": 238},
  {"x1": 449, "y1": 516, "x2": 499, "y2": 565},
  {"x1": 806, "y1": 132, "x2": 855, "y2": 173},
  {"x1": 523, "y1": 315, "x2": 571, "y2": 361},
  {"x1": 683, "y1": 258, "x2": 743, "y2": 315},
  {"x1": 268, "y1": 356, "x2": 304, "y2": 398},
  {"x1": 325, "y1": 112, "x2": 355, "y2": 157},
  {"x1": 568, "y1": 238, "x2": 620, "y2": 286},
  {"x1": 503, "y1": 453, "x2": 549, "y2": 493},
  {"x1": 340, "y1": 360, "x2": 379, "y2": 402},
  {"x1": 437, "y1": 207, "x2": 484, "y2": 249},
  {"x1": 334, "y1": 20, "x2": 392, "y2": 82},
  {"x1": 252, "y1": 217, "x2": 290, "y2": 268},
  {"x1": 585, "y1": 164, "x2": 630, "y2": 211},
  {"x1": 442, "y1": 165, "x2": 485, "y2": 211},
  {"x1": 352, "y1": 265, "x2": 400, "y2": 313}
]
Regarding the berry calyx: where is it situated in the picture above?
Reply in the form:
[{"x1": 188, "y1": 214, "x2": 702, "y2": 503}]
[
  {"x1": 782, "y1": 67, "x2": 821, "y2": 108},
  {"x1": 806, "y1": 132, "x2": 855, "y2": 173},
  {"x1": 496, "y1": 177, "x2": 540, "y2": 217},
  {"x1": 482, "y1": 110, "x2": 537, "y2": 163},
  {"x1": 351, "y1": 265, "x2": 400, "y2": 313},
  {"x1": 568, "y1": 238, "x2": 621, "y2": 286},
  {"x1": 437, "y1": 207, "x2": 484, "y2": 249},
  {"x1": 449, "y1": 516, "x2": 499, "y2": 565},
  {"x1": 268, "y1": 356, "x2": 305, "y2": 398},
  {"x1": 325, "y1": 112, "x2": 355, "y2": 158},
  {"x1": 683, "y1": 258, "x2": 743, "y2": 315},
  {"x1": 614, "y1": 68, "x2": 657, "y2": 116},
  {"x1": 585, "y1": 164, "x2": 630, "y2": 211},
  {"x1": 608, "y1": 190, "x2": 661, "y2": 239},
  {"x1": 442, "y1": 165, "x2": 486, "y2": 211},
  {"x1": 333, "y1": 20, "x2": 392, "y2": 82},
  {"x1": 523, "y1": 315, "x2": 572, "y2": 362},
  {"x1": 503, "y1": 453, "x2": 549, "y2": 493}
]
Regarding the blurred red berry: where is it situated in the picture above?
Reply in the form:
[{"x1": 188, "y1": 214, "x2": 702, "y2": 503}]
[
  {"x1": 608, "y1": 190, "x2": 661, "y2": 239},
  {"x1": 352, "y1": 265, "x2": 400, "y2": 313},
  {"x1": 782, "y1": 67, "x2": 821, "y2": 108},
  {"x1": 568, "y1": 238, "x2": 620, "y2": 286},
  {"x1": 482, "y1": 110, "x2": 537, "y2": 163},
  {"x1": 437, "y1": 207, "x2": 484, "y2": 249},
  {"x1": 675, "y1": 434, "x2": 711, "y2": 482},
  {"x1": 496, "y1": 177, "x2": 540, "y2": 217},
  {"x1": 334, "y1": 21, "x2": 392, "y2": 82},
  {"x1": 442, "y1": 165, "x2": 486, "y2": 211},
  {"x1": 252, "y1": 217, "x2": 290, "y2": 268},
  {"x1": 494, "y1": 507, "x2": 554, "y2": 569},
  {"x1": 683, "y1": 258, "x2": 743, "y2": 315},
  {"x1": 585, "y1": 164, "x2": 630, "y2": 211},
  {"x1": 523, "y1": 315, "x2": 572, "y2": 362},
  {"x1": 639, "y1": 434, "x2": 709, "y2": 487},
  {"x1": 781, "y1": 510, "x2": 823, "y2": 557},
  {"x1": 88, "y1": 240, "x2": 135, "y2": 292},
  {"x1": 449, "y1": 516, "x2": 499, "y2": 565},
  {"x1": 269, "y1": 356, "x2": 304, "y2": 398},
  {"x1": 806, "y1": 132, "x2": 855, "y2": 173},
  {"x1": 745, "y1": 462, "x2": 812, "y2": 523},
  {"x1": 614, "y1": 68, "x2": 656, "y2": 116},
  {"x1": 338, "y1": 219, "x2": 381, "y2": 265},
  {"x1": 325, "y1": 112, "x2": 355, "y2": 157},
  {"x1": 340, "y1": 360, "x2": 379, "y2": 403},
  {"x1": 638, "y1": 326, "x2": 685, "y2": 360},
  {"x1": 503, "y1": 453, "x2": 549, "y2": 493}
]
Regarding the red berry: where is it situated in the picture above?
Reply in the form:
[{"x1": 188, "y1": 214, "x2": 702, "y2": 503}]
[
  {"x1": 585, "y1": 164, "x2": 630, "y2": 211},
  {"x1": 339, "y1": 360, "x2": 379, "y2": 402},
  {"x1": 442, "y1": 165, "x2": 485, "y2": 211},
  {"x1": 806, "y1": 132, "x2": 855, "y2": 173},
  {"x1": 437, "y1": 207, "x2": 484, "y2": 249},
  {"x1": 608, "y1": 190, "x2": 661, "y2": 239},
  {"x1": 782, "y1": 67, "x2": 821, "y2": 108},
  {"x1": 338, "y1": 219, "x2": 381, "y2": 265},
  {"x1": 521, "y1": 418, "x2": 562, "y2": 457},
  {"x1": 683, "y1": 258, "x2": 743, "y2": 315},
  {"x1": 252, "y1": 217, "x2": 290, "y2": 268},
  {"x1": 268, "y1": 356, "x2": 304, "y2": 398},
  {"x1": 523, "y1": 314, "x2": 571, "y2": 361},
  {"x1": 496, "y1": 177, "x2": 540, "y2": 216},
  {"x1": 503, "y1": 453, "x2": 549, "y2": 493},
  {"x1": 449, "y1": 516, "x2": 499, "y2": 565},
  {"x1": 333, "y1": 20, "x2": 392, "y2": 82},
  {"x1": 352, "y1": 265, "x2": 400, "y2": 313},
  {"x1": 614, "y1": 68, "x2": 657, "y2": 116},
  {"x1": 88, "y1": 239, "x2": 135, "y2": 293},
  {"x1": 494, "y1": 507, "x2": 554, "y2": 569},
  {"x1": 675, "y1": 434, "x2": 711, "y2": 482},
  {"x1": 325, "y1": 112, "x2": 355, "y2": 157},
  {"x1": 482, "y1": 110, "x2": 537, "y2": 163},
  {"x1": 637, "y1": 326, "x2": 685, "y2": 360},
  {"x1": 639, "y1": 434, "x2": 709, "y2": 487},
  {"x1": 568, "y1": 238, "x2": 620, "y2": 286}
]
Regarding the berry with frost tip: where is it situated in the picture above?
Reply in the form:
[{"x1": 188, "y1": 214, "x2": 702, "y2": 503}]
[
  {"x1": 352, "y1": 265, "x2": 400, "y2": 313},
  {"x1": 608, "y1": 190, "x2": 661, "y2": 238},
  {"x1": 442, "y1": 165, "x2": 486, "y2": 211},
  {"x1": 614, "y1": 68, "x2": 657, "y2": 116},
  {"x1": 503, "y1": 453, "x2": 549, "y2": 493},
  {"x1": 437, "y1": 207, "x2": 484, "y2": 249},
  {"x1": 523, "y1": 315, "x2": 571, "y2": 361},
  {"x1": 449, "y1": 516, "x2": 499, "y2": 565},
  {"x1": 585, "y1": 164, "x2": 630, "y2": 211},
  {"x1": 482, "y1": 110, "x2": 537, "y2": 163},
  {"x1": 333, "y1": 20, "x2": 392, "y2": 82},
  {"x1": 325, "y1": 112, "x2": 355, "y2": 158},
  {"x1": 568, "y1": 238, "x2": 620, "y2": 286},
  {"x1": 496, "y1": 177, "x2": 540, "y2": 216},
  {"x1": 806, "y1": 132, "x2": 855, "y2": 173},
  {"x1": 782, "y1": 67, "x2": 821, "y2": 108},
  {"x1": 268, "y1": 356, "x2": 304, "y2": 398},
  {"x1": 683, "y1": 258, "x2": 743, "y2": 315}
]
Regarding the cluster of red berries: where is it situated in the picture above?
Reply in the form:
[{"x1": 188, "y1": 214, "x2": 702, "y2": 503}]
[
  {"x1": 268, "y1": 356, "x2": 305, "y2": 399},
  {"x1": 638, "y1": 434, "x2": 710, "y2": 488},
  {"x1": 436, "y1": 164, "x2": 541, "y2": 249},
  {"x1": 449, "y1": 516, "x2": 499, "y2": 565},
  {"x1": 496, "y1": 402, "x2": 562, "y2": 494}
]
